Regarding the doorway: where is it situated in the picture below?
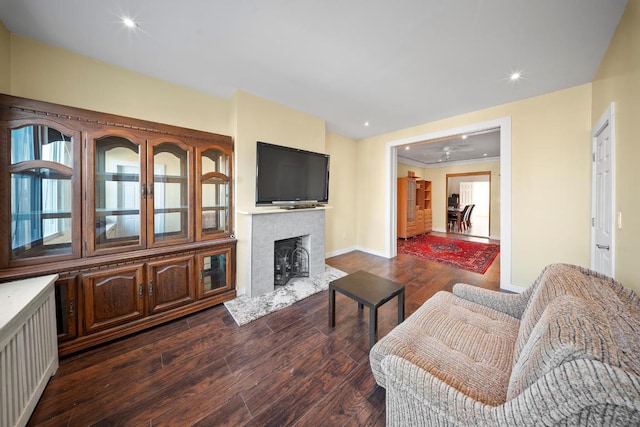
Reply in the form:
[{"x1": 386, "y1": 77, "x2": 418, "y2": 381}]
[
  {"x1": 446, "y1": 172, "x2": 491, "y2": 238},
  {"x1": 385, "y1": 117, "x2": 514, "y2": 290}
]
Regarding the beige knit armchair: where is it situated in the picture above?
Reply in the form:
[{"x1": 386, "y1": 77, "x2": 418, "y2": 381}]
[{"x1": 370, "y1": 264, "x2": 640, "y2": 426}]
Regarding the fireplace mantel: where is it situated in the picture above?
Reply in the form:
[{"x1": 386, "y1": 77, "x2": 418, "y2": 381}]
[
  {"x1": 237, "y1": 205, "x2": 331, "y2": 215},
  {"x1": 238, "y1": 208, "x2": 327, "y2": 297}
]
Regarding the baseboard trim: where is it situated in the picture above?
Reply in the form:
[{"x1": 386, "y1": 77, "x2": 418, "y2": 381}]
[
  {"x1": 355, "y1": 246, "x2": 391, "y2": 259},
  {"x1": 326, "y1": 246, "x2": 391, "y2": 259},
  {"x1": 325, "y1": 246, "x2": 357, "y2": 258}
]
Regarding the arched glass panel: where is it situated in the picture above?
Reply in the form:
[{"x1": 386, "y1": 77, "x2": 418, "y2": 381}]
[
  {"x1": 10, "y1": 125, "x2": 74, "y2": 260},
  {"x1": 201, "y1": 148, "x2": 229, "y2": 236},
  {"x1": 153, "y1": 143, "x2": 189, "y2": 242},
  {"x1": 94, "y1": 136, "x2": 141, "y2": 249}
]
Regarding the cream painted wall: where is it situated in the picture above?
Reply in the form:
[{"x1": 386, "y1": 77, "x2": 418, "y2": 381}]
[
  {"x1": 355, "y1": 133, "x2": 390, "y2": 257},
  {"x1": 397, "y1": 163, "x2": 424, "y2": 178},
  {"x1": 325, "y1": 132, "x2": 358, "y2": 255},
  {"x1": 232, "y1": 90, "x2": 326, "y2": 294},
  {"x1": 420, "y1": 161, "x2": 501, "y2": 238},
  {"x1": 8, "y1": 35, "x2": 229, "y2": 135},
  {"x1": 232, "y1": 90, "x2": 326, "y2": 212},
  {"x1": 358, "y1": 84, "x2": 592, "y2": 287},
  {"x1": 0, "y1": 21, "x2": 9, "y2": 93},
  {"x1": 591, "y1": 0, "x2": 640, "y2": 292}
]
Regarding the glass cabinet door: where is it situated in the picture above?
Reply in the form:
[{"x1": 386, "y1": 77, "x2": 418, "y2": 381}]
[
  {"x1": 89, "y1": 132, "x2": 146, "y2": 255},
  {"x1": 7, "y1": 121, "x2": 81, "y2": 264},
  {"x1": 148, "y1": 140, "x2": 193, "y2": 246},
  {"x1": 197, "y1": 146, "x2": 231, "y2": 240},
  {"x1": 197, "y1": 247, "x2": 232, "y2": 298}
]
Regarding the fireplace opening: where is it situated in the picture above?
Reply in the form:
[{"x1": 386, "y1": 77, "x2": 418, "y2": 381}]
[{"x1": 274, "y1": 236, "x2": 310, "y2": 286}]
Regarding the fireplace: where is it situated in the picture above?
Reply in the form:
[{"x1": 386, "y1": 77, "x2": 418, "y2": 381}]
[
  {"x1": 274, "y1": 236, "x2": 310, "y2": 286},
  {"x1": 239, "y1": 208, "x2": 326, "y2": 297}
]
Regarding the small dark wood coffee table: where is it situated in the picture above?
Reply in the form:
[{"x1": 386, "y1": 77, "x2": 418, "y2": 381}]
[{"x1": 328, "y1": 270, "x2": 405, "y2": 350}]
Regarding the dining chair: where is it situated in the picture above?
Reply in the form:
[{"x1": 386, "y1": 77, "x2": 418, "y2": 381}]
[
  {"x1": 465, "y1": 204, "x2": 476, "y2": 228},
  {"x1": 460, "y1": 205, "x2": 473, "y2": 231}
]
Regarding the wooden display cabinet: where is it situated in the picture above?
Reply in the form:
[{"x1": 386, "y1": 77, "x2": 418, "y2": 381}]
[
  {"x1": 398, "y1": 176, "x2": 432, "y2": 238},
  {"x1": 0, "y1": 94, "x2": 236, "y2": 355},
  {"x1": 418, "y1": 179, "x2": 433, "y2": 232},
  {"x1": 397, "y1": 176, "x2": 417, "y2": 239}
]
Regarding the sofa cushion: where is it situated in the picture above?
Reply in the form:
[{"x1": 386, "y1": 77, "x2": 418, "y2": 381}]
[
  {"x1": 507, "y1": 294, "x2": 621, "y2": 400},
  {"x1": 370, "y1": 291, "x2": 520, "y2": 406},
  {"x1": 513, "y1": 264, "x2": 640, "y2": 379}
]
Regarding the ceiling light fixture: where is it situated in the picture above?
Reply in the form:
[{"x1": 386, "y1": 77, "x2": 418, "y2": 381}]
[
  {"x1": 364, "y1": 121, "x2": 370, "y2": 127},
  {"x1": 510, "y1": 71, "x2": 522, "y2": 81},
  {"x1": 461, "y1": 135, "x2": 467, "y2": 139},
  {"x1": 405, "y1": 146, "x2": 410, "y2": 150},
  {"x1": 122, "y1": 17, "x2": 138, "y2": 29}
]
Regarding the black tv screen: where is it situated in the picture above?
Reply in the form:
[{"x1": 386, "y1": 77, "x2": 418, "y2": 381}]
[{"x1": 256, "y1": 141, "x2": 330, "y2": 207}]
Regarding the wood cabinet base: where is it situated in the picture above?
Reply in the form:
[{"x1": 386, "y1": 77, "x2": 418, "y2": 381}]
[{"x1": 58, "y1": 287, "x2": 235, "y2": 356}]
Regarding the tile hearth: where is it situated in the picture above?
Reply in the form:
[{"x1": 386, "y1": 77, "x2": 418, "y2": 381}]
[{"x1": 224, "y1": 265, "x2": 346, "y2": 325}]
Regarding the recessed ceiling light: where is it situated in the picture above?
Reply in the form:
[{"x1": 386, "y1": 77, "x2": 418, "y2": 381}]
[
  {"x1": 122, "y1": 17, "x2": 138, "y2": 29},
  {"x1": 483, "y1": 153, "x2": 488, "y2": 156},
  {"x1": 404, "y1": 146, "x2": 410, "y2": 150},
  {"x1": 461, "y1": 135, "x2": 467, "y2": 140},
  {"x1": 510, "y1": 72, "x2": 522, "y2": 81},
  {"x1": 364, "y1": 121, "x2": 370, "y2": 127}
]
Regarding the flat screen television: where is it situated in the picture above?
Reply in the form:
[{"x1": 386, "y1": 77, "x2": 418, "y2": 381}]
[{"x1": 255, "y1": 141, "x2": 330, "y2": 208}]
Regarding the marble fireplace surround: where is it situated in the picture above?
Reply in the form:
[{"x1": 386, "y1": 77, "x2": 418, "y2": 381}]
[{"x1": 238, "y1": 207, "x2": 326, "y2": 298}]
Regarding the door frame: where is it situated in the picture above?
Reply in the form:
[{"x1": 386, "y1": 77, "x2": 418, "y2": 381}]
[
  {"x1": 446, "y1": 171, "x2": 491, "y2": 237},
  {"x1": 385, "y1": 117, "x2": 514, "y2": 291},
  {"x1": 590, "y1": 102, "x2": 616, "y2": 276}
]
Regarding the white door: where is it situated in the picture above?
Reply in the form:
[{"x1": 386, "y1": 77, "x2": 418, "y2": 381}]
[
  {"x1": 459, "y1": 182, "x2": 473, "y2": 206},
  {"x1": 591, "y1": 103, "x2": 615, "y2": 276}
]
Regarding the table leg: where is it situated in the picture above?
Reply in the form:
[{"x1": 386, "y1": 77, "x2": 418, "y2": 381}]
[
  {"x1": 329, "y1": 287, "x2": 335, "y2": 328},
  {"x1": 398, "y1": 290, "x2": 405, "y2": 324},
  {"x1": 369, "y1": 306, "x2": 378, "y2": 350}
]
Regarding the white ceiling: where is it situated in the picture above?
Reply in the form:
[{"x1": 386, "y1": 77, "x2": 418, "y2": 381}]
[
  {"x1": 0, "y1": 0, "x2": 627, "y2": 140},
  {"x1": 398, "y1": 129, "x2": 501, "y2": 167}
]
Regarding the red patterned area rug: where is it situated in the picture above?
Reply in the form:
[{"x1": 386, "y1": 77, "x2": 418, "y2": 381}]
[{"x1": 397, "y1": 234, "x2": 499, "y2": 274}]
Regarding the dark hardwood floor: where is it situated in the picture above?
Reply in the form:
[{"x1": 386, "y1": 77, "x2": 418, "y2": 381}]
[{"x1": 28, "y1": 233, "x2": 500, "y2": 426}]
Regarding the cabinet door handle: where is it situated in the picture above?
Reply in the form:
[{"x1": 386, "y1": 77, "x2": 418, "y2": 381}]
[
  {"x1": 596, "y1": 244, "x2": 610, "y2": 251},
  {"x1": 200, "y1": 270, "x2": 204, "y2": 282},
  {"x1": 149, "y1": 280, "x2": 153, "y2": 295},
  {"x1": 139, "y1": 284, "x2": 143, "y2": 296},
  {"x1": 148, "y1": 183, "x2": 153, "y2": 198},
  {"x1": 69, "y1": 298, "x2": 75, "y2": 316},
  {"x1": 141, "y1": 185, "x2": 147, "y2": 199}
]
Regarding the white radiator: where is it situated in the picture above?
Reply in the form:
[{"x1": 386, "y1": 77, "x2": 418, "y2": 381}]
[{"x1": 0, "y1": 275, "x2": 59, "y2": 427}]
